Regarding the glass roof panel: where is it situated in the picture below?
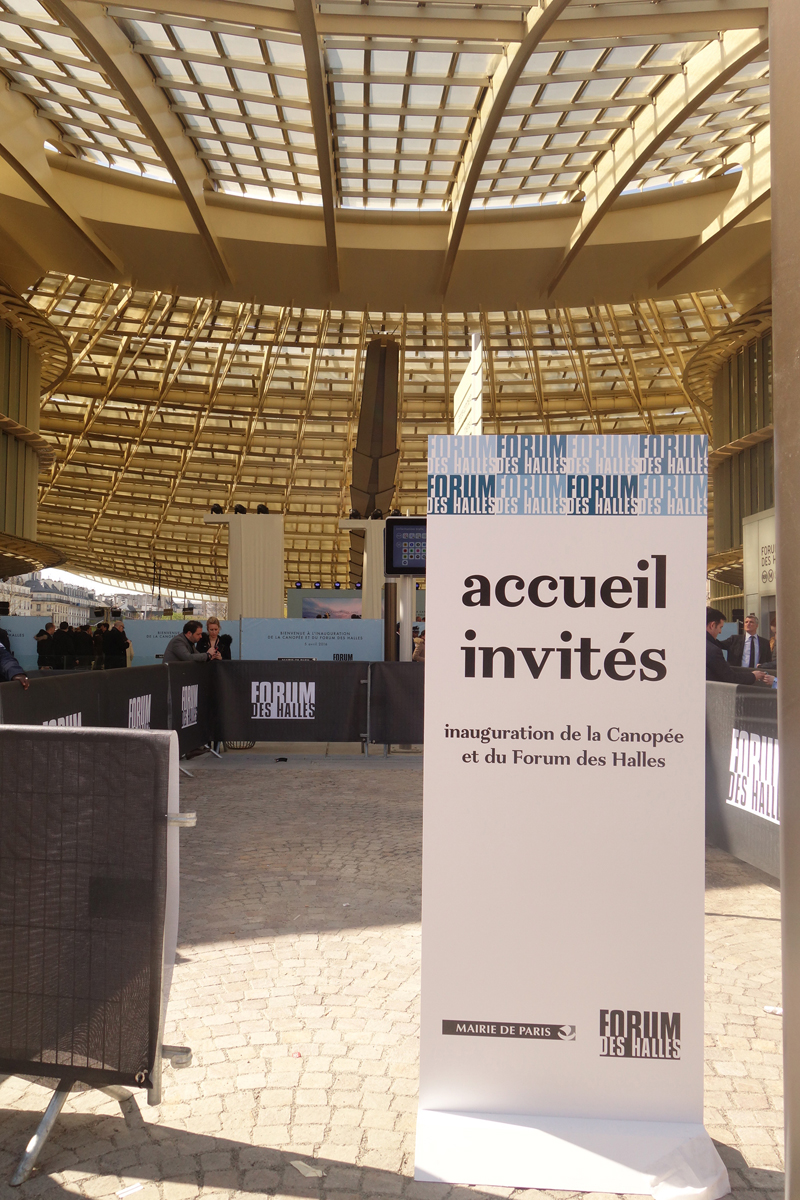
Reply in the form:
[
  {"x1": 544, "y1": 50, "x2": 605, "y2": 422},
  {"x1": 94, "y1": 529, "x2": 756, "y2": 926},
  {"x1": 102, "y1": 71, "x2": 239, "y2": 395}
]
[{"x1": 0, "y1": 0, "x2": 766, "y2": 213}]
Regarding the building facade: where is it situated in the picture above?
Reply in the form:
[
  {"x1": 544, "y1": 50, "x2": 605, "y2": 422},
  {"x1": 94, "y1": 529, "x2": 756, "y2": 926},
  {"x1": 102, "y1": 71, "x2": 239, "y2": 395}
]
[
  {"x1": 0, "y1": 578, "x2": 31, "y2": 615},
  {"x1": 29, "y1": 578, "x2": 100, "y2": 626}
]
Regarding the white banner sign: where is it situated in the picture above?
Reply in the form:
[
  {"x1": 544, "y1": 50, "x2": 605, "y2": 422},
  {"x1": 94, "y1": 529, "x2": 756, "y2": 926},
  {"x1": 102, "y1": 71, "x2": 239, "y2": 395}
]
[
  {"x1": 417, "y1": 434, "x2": 728, "y2": 1199},
  {"x1": 727, "y1": 726, "x2": 780, "y2": 824}
]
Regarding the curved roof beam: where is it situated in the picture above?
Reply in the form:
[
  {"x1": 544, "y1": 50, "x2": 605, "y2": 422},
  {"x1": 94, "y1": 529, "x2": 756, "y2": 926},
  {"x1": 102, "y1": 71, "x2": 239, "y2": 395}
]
[
  {"x1": 547, "y1": 25, "x2": 769, "y2": 297},
  {"x1": 657, "y1": 124, "x2": 770, "y2": 288},
  {"x1": 0, "y1": 83, "x2": 121, "y2": 274},
  {"x1": 111, "y1": 0, "x2": 770, "y2": 43},
  {"x1": 440, "y1": 0, "x2": 575, "y2": 296},
  {"x1": 47, "y1": 0, "x2": 232, "y2": 287},
  {"x1": 294, "y1": 0, "x2": 339, "y2": 293}
]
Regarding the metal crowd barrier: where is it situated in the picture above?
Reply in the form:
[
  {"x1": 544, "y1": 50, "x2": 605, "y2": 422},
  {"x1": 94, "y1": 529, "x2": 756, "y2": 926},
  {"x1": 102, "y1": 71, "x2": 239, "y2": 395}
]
[
  {"x1": 0, "y1": 725, "x2": 193, "y2": 1185},
  {"x1": 0, "y1": 670, "x2": 775, "y2": 880},
  {"x1": 0, "y1": 660, "x2": 425, "y2": 753}
]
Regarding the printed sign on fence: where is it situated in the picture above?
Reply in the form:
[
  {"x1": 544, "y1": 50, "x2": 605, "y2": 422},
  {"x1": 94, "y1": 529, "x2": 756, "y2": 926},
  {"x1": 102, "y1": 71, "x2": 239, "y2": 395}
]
[
  {"x1": 727, "y1": 726, "x2": 780, "y2": 823},
  {"x1": 250, "y1": 680, "x2": 316, "y2": 719},
  {"x1": 181, "y1": 684, "x2": 198, "y2": 729}
]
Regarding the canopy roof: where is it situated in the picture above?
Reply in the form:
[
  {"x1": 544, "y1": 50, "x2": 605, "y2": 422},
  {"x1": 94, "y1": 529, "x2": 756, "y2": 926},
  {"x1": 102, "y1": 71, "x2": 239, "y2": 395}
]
[
  {"x1": 30, "y1": 272, "x2": 734, "y2": 593},
  {"x1": 0, "y1": 0, "x2": 770, "y2": 311},
  {"x1": 0, "y1": 0, "x2": 770, "y2": 590},
  {"x1": 0, "y1": 0, "x2": 766, "y2": 208}
]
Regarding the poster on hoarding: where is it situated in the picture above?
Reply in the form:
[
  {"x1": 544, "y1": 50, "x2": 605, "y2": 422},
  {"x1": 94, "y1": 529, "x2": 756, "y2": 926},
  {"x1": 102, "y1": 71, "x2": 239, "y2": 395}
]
[{"x1": 416, "y1": 434, "x2": 728, "y2": 1198}]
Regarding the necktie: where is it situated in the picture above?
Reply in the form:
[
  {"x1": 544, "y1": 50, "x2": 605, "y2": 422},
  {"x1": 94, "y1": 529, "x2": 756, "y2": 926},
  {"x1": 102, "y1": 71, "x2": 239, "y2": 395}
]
[{"x1": 749, "y1": 637, "x2": 756, "y2": 667}]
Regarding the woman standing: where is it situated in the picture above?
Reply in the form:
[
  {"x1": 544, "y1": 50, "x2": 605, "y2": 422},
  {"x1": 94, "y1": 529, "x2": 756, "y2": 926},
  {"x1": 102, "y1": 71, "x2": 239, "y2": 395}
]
[{"x1": 198, "y1": 617, "x2": 232, "y2": 660}]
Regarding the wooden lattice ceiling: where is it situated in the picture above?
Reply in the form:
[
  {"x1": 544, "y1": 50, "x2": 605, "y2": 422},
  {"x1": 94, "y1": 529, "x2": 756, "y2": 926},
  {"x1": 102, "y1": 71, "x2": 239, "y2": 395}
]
[{"x1": 26, "y1": 273, "x2": 736, "y2": 594}]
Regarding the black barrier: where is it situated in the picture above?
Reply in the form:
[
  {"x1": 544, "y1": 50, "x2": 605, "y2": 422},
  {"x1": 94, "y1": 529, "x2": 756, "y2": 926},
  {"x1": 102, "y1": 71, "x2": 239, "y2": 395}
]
[
  {"x1": 706, "y1": 680, "x2": 779, "y2": 879},
  {"x1": 369, "y1": 662, "x2": 424, "y2": 743},
  {"x1": 0, "y1": 659, "x2": 420, "y2": 749},
  {"x1": 215, "y1": 660, "x2": 367, "y2": 742},
  {"x1": 96, "y1": 665, "x2": 169, "y2": 732},
  {"x1": 0, "y1": 726, "x2": 170, "y2": 1087},
  {"x1": 0, "y1": 669, "x2": 103, "y2": 726},
  {"x1": 0, "y1": 664, "x2": 208, "y2": 754},
  {"x1": 166, "y1": 662, "x2": 218, "y2": 754}
]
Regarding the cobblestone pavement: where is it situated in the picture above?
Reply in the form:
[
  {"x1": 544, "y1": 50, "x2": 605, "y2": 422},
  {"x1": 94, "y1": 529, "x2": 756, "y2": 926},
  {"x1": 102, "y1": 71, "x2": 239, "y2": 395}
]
[{"x1": 0, "y1": 755, "x2": 784, "y2": 1200}]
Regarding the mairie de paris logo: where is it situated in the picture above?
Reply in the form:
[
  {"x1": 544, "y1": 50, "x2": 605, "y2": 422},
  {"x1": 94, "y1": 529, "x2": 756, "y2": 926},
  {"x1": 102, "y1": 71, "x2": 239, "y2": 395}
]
[{"x1": 443, "y1": 1020, "x2": 575, "y2": 1041}]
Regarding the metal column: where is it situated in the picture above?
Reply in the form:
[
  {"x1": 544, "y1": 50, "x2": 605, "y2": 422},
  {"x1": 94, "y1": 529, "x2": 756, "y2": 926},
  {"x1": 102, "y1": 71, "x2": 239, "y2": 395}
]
[
  {"x1": 771, "y1": 1, "x2": 799, "y2": 1193},
  {"x1": 397, "y1": 577, "x2": 414, "y2": 661},
  {"x1": 384, "y1": 580, "x2": 397, "y2": 661}
]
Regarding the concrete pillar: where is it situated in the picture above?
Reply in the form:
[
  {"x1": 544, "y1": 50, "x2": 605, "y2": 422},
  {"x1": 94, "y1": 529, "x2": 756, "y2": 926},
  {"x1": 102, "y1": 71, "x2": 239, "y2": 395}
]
[
  {"x1": 770, "y1": 2, "x2": 800, "y2": 1192},
  {"x1": 339, "y1": 518, "x2": 386, "y2": 619},
  {"x1": 203, "y1": 513, "x2": 284, "y2": 618}
]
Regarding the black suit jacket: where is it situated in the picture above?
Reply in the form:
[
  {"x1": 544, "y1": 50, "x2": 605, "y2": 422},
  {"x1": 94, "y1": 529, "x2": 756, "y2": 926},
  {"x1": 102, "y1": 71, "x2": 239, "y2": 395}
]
[
  {"x1": 718, "y1": 633, "x2": 772, "y2": 668},
  {"x1": 103, "y1": 627, "x2": 129, "y2": 655},
  {"x1": 706, "y1": 632, "x2": 759, "y2": 684}
]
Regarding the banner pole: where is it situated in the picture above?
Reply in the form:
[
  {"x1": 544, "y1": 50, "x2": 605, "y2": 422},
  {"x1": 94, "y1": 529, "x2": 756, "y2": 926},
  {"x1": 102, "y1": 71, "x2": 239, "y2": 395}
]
[{"x1": 771, "y1": 1, "x2": 800, "y2": 1193}]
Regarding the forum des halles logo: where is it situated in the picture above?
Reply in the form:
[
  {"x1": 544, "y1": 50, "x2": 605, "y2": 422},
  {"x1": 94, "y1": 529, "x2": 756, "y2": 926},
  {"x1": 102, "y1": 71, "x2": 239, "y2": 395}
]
[
  {"x1": 251, "y1": 680, "x2": 315, "y2": 719},
  {"x1": 600, "y1": 1008, "x2": 681, "y2": 1059}
]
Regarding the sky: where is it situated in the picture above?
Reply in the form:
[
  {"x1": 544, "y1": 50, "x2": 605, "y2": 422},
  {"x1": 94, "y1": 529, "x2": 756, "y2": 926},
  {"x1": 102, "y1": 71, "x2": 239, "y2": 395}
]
[
  {"x1": 39, "y1": 567, "x2": 222, "y2": 602},
  {"x1": 42, "y1": 568, "x2": 114, "y2": 590}
]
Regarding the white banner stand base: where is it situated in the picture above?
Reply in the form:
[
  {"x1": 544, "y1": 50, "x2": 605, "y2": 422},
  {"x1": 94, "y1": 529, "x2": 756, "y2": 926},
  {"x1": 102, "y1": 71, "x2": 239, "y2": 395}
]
[{"x1": 415, "y1": 1110, "x2": 730, "y2": 1200}]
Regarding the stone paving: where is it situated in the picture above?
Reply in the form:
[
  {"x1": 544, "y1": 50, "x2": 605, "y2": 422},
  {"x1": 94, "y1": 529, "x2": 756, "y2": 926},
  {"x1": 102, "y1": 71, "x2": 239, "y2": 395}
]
[{"x1": 0, "y1": 752, "x2": 785, "y2": 1200}]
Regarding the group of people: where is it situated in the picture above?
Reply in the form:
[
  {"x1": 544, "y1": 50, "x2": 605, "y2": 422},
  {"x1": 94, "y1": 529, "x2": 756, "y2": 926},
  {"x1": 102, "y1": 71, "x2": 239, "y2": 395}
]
[
  {"x1": 28, "y1": 617, "x2": 233, "y2": 670},
  {"x1": 163, "y1": 619, "x2": 232, "y2": 663},
  {"x1": 0, "y1": 616, "x2": 232, "y2": 689},
  {"x1": 32, "y1": 620, "x2": 132, "y2": 671},
  {"x1": 706, "y1": 609, "x2": 778, "y2": 687},
  {"x1": 0, "y1": 615, "x2": 233, "y2": 689},
  {"x1": 2, "y1": 608, "x2": 776, "y2": 688}
]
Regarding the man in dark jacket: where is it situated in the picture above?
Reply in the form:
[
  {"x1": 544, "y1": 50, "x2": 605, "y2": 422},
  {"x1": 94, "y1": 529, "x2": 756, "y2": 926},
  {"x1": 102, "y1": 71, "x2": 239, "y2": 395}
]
[
  {"x1": 163, "y1": 620, "x2": 221, "y2": 663},
  {"x1": 35, "y1": 622, "x2": 55, "y2": 669},
  {"x1": 0, "y1": 644, "x2": 28, "y2": 687},
  {"x1": 718, "y1": 613, "x2": 772, "y2": 668},
  {"x1": 103, "y1": 619, "x2": 130, "y2": 669},
  {"x1": 93, "y1": 622, "x2": 108, "y2": 669},
  {"x1": 706, "y1": 608, "x2": 770, "y2": 685},
  {"x1": 73, "y1": 624, "x2": 95, "y2": 668},
  {"x1": 51, "y1": 621, "x2": 75, "y2": 669}
]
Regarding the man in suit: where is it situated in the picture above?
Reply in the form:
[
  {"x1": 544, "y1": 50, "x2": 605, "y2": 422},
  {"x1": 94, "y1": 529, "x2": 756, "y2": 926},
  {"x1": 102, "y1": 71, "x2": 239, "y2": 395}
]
[
  {"x1": 103, "y1": 619, "x2": 130, "y2": 669},
  {"x1": 706, "y1": 608, "x2": 771, "y2": 685},
  {"x1": 719, "y1": 613, "x2": 772, "y2": 668}
]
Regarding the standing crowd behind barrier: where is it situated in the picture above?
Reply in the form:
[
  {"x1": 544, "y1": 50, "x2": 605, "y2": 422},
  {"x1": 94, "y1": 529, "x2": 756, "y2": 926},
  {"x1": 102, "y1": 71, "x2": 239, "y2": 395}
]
[
  {"x1": 33, "y1": 618, "x2": 128, "y2": 671},
  {"x1": 0, "y1": 646, "x2": 425, "y2": 753},
  {"x1": 26, "y1": 617, "x2": 229, "y2": 673}
]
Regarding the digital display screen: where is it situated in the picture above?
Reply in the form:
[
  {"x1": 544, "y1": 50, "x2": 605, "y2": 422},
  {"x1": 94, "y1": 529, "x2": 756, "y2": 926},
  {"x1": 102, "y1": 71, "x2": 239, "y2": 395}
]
[{"x1": 385, "y1": 517, "x2": 427, "y2": 575}]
